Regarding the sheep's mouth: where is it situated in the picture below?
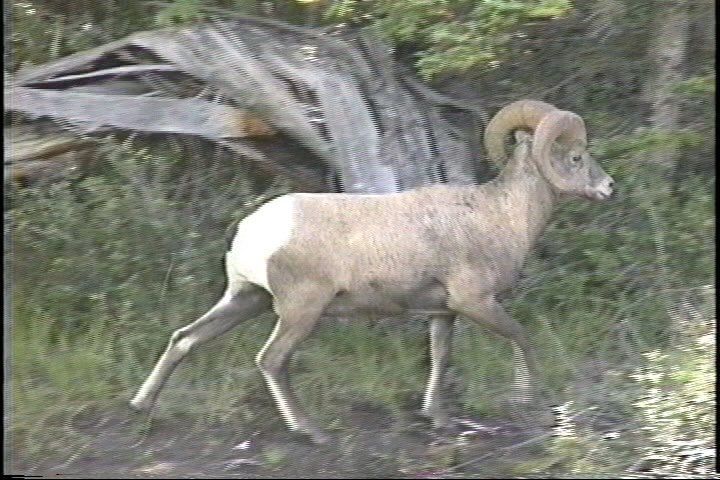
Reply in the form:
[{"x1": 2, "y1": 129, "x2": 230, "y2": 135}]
[
  {"x1": 583, "y1": 185, "x2": 613, "y2": 201},
  {"x1": 588, "y1": 190, "x2": 612, "y2": 201}
]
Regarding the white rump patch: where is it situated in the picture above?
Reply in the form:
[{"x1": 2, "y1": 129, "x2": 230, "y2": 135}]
[{"x1": 226, "y1": 195, "x2": 295, "y2": 293}]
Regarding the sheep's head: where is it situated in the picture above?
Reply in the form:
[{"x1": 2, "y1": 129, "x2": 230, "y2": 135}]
[{"x1": 485, "y1": 100, "x2": 614, "y2": 201}]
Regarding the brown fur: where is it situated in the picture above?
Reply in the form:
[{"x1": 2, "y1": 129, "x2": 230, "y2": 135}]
[
  {"x1": 268, "y1": 153, "x2": 556, "y2": 318},
  {"x1": 131, "y1": 102, "x2": 614, "y2": 445}
]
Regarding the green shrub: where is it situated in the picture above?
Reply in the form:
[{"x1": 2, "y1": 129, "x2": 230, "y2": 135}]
[
  {"x1": 513, "y1": 287, "x2": 715, "y2": 477},
  {"x1": 629, "y1": 286, "x2": 716, "y2": 476}
]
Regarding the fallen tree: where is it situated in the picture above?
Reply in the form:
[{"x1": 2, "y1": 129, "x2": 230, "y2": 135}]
[{"x1": 7, "y1": 14, "x2": 489, "y2": 193}]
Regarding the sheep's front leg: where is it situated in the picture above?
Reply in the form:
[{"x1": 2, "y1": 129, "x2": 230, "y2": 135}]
[
  {"x1": 256, "y1": 286, "x2": 331, "y2": 444},
  {"x1": 447, "y1": 290, "x2": 540, "y2": 406},
  {"x1": 511, "y1": 343, "x2": 534, "y2": 404},
  {"x1": 420, "y1": 315, "x2": 454, "y2": 428}
]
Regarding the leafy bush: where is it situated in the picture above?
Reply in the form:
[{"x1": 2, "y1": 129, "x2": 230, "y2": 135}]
[
  {"x1": 513, "y1": 287, "x2": 715, "y2": 477},
  {"x1": 629, "y1": 286, "x2": 715, "y2": 476},
  {"x1": 326, "y1": 0, "x2": 573, "y2": 79}
]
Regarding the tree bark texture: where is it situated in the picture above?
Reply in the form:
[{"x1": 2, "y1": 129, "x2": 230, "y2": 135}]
[
  {"x1": 646, "y1": 0, "x2": 690, "y2": 168},
  {"x1": 8, "y1": 15, "x2": 488, "y2": 194}
]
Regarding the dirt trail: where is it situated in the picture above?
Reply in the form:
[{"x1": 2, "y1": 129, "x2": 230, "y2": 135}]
[{"x1": 10, "y1": 404, "x2": 547, "y2": 478}]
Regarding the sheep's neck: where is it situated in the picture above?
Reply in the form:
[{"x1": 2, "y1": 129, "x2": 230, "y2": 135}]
[{"x1": 492, "y1": 157, "x2": 557, "y2": 249}]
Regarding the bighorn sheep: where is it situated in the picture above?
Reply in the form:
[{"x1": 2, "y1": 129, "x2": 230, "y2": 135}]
[{"x1": 130, "y1": 100, "x2": 615, "y2": 444}]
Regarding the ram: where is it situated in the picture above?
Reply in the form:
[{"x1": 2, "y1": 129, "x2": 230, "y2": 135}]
[{"x1": 130, "y1": 100, "x2": 615, "y2": 443}]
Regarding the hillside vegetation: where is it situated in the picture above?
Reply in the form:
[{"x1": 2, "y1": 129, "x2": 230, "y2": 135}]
[{"x1": 7, "y1": 0, "x2": 714, "y2": 476}]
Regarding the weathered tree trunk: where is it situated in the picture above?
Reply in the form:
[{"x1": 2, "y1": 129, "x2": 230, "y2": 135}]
[
  {"x1": 645, "y1": 0, "x2": 690, "y2": 168},
  {"x1": 8, "y1": 15, "x2": 487, "y2": 194}
]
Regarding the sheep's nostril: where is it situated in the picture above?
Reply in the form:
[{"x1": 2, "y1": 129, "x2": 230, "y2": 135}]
[
  {"x1": 609, "y1": 184, "x2": 618, "y2": 198},
  {"x1": 607, "y1": 180, "x2": 615, "y2": 189}
]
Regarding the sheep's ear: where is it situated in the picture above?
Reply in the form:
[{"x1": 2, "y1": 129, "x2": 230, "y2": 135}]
[{"x1": 514, "y1": 130, "x2": 532, "y2": 144}]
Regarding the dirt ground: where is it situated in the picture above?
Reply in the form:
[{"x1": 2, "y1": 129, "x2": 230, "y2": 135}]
[{"x1": 9, "y1": 402, "x2": 552, "y2": 478}]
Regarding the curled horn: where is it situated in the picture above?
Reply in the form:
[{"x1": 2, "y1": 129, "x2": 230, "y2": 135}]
[
  {"x1": 532, "y1": 110, "x2": 587, "y2": 186},
  {"x1": 484, "y1": 100, "x2": 558, "y2": 167}
]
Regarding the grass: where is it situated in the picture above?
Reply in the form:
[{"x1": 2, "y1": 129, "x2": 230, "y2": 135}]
[{"x1": 11, "y1": 278, "x2": 710, "y2": 470}]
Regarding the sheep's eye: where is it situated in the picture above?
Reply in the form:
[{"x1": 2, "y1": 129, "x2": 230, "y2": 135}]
[{"x1": 571, "y1": 154, "x2": 582, "y2": 163}]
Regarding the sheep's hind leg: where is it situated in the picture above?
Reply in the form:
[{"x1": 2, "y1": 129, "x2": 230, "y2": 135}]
[
  {"x1": 256, "y1": 285, "x2": 332, "y2": 444},
  {"x1": 130, "y1": 284, "x2": 272, "y2": 412},
  {"x1": 420, "y1": 315, "x2": 454, "y2": 428}
]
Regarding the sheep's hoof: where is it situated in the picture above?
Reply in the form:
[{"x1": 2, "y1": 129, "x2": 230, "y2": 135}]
[
  {"x1": 303, "y1": 428, "x2": 331, "y2": 445},
  {"x1": 417, "y1": 408, "x2": 452, "y2": 429},
  {"x1": 128, "y1": 397, "x2": 152, "y2": 413}
]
